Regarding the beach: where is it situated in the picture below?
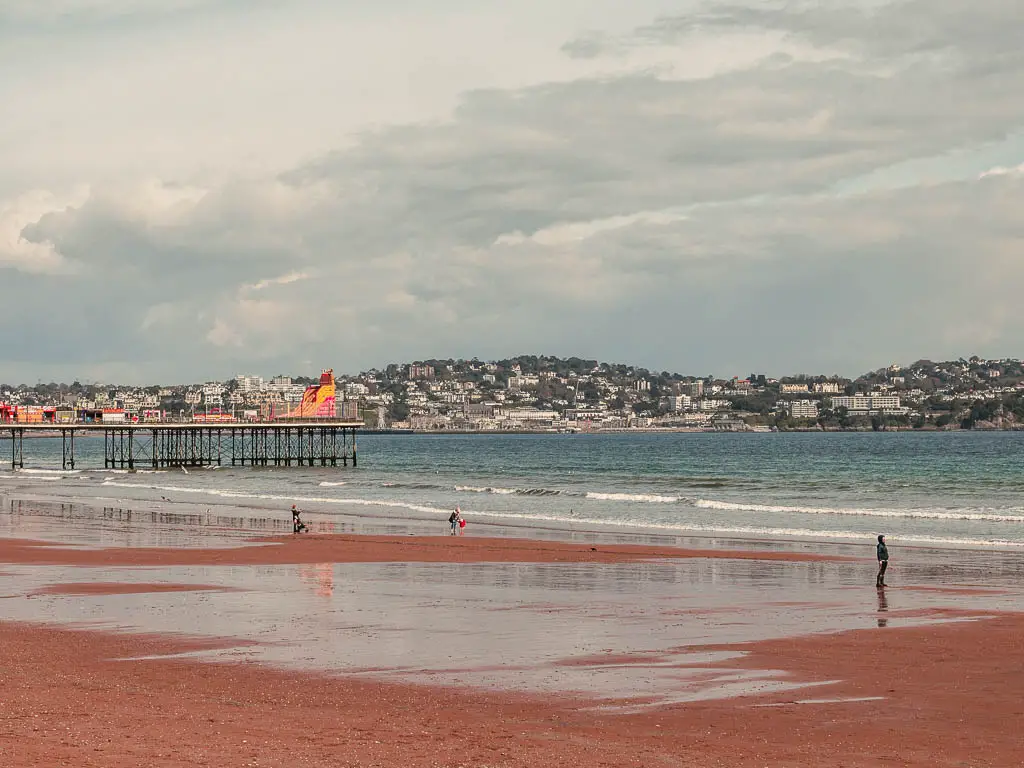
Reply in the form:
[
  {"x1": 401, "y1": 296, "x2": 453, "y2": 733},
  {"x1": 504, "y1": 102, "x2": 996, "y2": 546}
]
[
  {"x1": 1, "y1": 493, "x2": 1023, "y2": 767},
  {"x1": 2, "y1": 432, "x2": 1024, "y2": 765},
  {"x1": 3, "y1": 613, "x2": 1023, "y2": 768}
]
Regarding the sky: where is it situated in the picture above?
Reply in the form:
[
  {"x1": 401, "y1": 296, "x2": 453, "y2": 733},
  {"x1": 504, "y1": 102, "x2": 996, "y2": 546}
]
[{"x1": 2, "y1": 0, "x2": 1022, "y2": 385}]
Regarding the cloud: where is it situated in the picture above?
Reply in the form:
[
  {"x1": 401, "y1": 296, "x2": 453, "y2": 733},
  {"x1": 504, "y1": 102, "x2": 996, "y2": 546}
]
[
  {"x1": 0, "y1": 0, "x2": 221, "y2": 23},
  {"x1": 243, "y1": 272, "x2": 311, "y2": 293},
  {"x1": 1, "y1": 0, "x2": 1023, "y2": 382},
  {"x1": 980, "y1": 163, "x2": 1024, "y2": 178},
  {"x1": 0, "y1": 189, "x2": 88, "y2": 274}
]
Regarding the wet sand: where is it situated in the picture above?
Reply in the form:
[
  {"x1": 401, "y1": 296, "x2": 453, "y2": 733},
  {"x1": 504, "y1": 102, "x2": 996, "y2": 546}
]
[
  {"x1": 2, "y1": 502, "x2": 1024, "y2": 766},
  {"x1": 0, "y1": 533, "x2": 855, "y2": 567},
  {"x1": 28, "y1": 582, "x2": 235, "y2": 596},
  {"x1": 3, "y1": 614, "x2": 1023, "y2": 767}
]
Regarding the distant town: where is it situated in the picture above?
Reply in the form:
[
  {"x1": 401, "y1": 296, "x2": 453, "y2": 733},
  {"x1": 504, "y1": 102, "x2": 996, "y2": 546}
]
[{"x1": 2, "y1": 355, "x2": 1024, "y2": 432}]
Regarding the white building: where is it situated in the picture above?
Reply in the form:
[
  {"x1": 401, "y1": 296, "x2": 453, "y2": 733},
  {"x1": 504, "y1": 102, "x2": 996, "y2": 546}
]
[
  {"x1": 668, "y1": 394, "x2": 692, "y2": 412},
  {"x1": 830, "y1": 395, "x2": 902, "y2": 412},
  {"x1": 680, "y1": 412, "x2": 712, "y2": 426},
  {"x1": 813, "y1": 382, "x2": 843, "y2": 394},
  {"x1": 564, "y1": 407, "x2": 606, "y2": 421},
  {"x1": 699, "y1": 399, "x2": 730, "y2": 411},
  {"x1": 235, "y1": 375, "x2": 264, "y2": 393},
  {"x1": 787, "y1": 399, "x2": 820, "y2": 419},
  {"x1": 780, "y1": 383, "x2": 810, "y2": 394},
  {"x1": 202, "y1": 383, "x2": 226, "y2": 406},
  {"x1": 681, "y1": 381, "x2": 704, "y2": 398}
]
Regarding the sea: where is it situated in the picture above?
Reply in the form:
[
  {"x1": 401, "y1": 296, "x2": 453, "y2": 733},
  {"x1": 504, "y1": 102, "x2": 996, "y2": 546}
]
[{"x1": 2, "y1": 431, "x2": 1023, "y2": 550}]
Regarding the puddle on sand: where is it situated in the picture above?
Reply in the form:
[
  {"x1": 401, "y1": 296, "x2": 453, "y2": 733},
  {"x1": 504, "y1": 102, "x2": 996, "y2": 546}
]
[{"x1": 2, "y1": 554, "x2": 1023, "y2": 710}]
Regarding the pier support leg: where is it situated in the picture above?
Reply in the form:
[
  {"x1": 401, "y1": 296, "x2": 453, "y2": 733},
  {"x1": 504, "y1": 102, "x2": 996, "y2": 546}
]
[
  {"x1": 61, "y1": 429, "x2": 76, "y2": 470},
  {"x1": 10, "y1": 428, "x2": 24, "y2": 470}
]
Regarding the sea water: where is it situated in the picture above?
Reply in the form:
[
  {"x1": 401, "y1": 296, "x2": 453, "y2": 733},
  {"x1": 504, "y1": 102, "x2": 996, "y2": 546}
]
[{"x1": 2, "y1": 431, "x2": 1023, "y2": 549}]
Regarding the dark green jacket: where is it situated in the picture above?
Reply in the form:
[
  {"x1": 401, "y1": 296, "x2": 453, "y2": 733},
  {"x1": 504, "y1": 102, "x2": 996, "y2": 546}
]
[{"x1": 877, "y1": 542, "x2": 889, "y2": 561}]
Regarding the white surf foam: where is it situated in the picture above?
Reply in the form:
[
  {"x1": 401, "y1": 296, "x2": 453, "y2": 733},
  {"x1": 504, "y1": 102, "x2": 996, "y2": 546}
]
[
  {"x1": 16, "y1": 468, "x2": 80, "y2": 475},
  {"x1": 695, "y1": 498, "x2": 1024, "y2": 524},
  {"x1": 456, "y1": 485, "x2": 518, "y2": 495},
  {"x1": 586, "y1": 492, "x2": 680, "y2": 503},
  {"x1": 318, "y1": 481, "x2": 347, "y2": 487},
  {"x1": 100, "y1": 480, "x2": 449, "y2": 517},
  {"x1": 93, "y1": 481, "x2": 1024, "y2": 550},
  {"x1": 416, "y1": 508, "x2": 1024, "y2": 550},
  {"x1": 455, "y1": 485, "x2": 561, "y2": 496},
  {"x1": 102, "y1": 481, "x2": 208, "y2": 494}
]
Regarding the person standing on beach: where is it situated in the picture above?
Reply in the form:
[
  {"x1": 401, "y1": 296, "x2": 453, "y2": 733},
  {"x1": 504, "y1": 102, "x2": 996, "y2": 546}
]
[
  {"x1": 292, "y1": 504, "x2": 308, "y2": 534},
  {"x1": 876, "y1": 534, "x2": 889, "y2": 588},
  {"x1": 449, "y1": 507, "x2": 460, "y2": 536}
]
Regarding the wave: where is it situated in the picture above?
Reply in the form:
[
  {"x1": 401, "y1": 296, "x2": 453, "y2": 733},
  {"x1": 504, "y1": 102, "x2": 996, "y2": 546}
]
[
  {"x1": 100, "y1": 480, "x2": 449, "y2": 516},
  {"x1": 379, "y1": 481, "x2": 447, "y2": 491},
  {"x1": 456, "y1": 485, "x2": 562, "y2": 497},
  {"x1": 85, "y1": 480, "x2": 1024, "y2": 550},
  {"x1": 372, "y1": 504, "x2": 1024, "y2": 550},
  {"x1": 586, "y1": 492, "x2": 680, "y2": 503},
  {"x1": 16, "y1": 468, "x2": 80, "y2": 475},
  {"x1": 87, "y1": 469, "x2": 167, "y2": 475},
  {"x1": 102, "y1": 481, "x2": 209, "y2": 494},
  {"x1": 694, "y1": 498, "x2": 1024, "y2": 523},
  {"x1": 319, "y1": 481, "x2": 347, "y2": 487}
]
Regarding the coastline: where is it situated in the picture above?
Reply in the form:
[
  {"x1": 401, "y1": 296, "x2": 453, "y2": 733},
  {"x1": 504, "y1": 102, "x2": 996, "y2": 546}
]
[{"x1": 358, "y1": 426, "x2": 1024, "y2": 433}]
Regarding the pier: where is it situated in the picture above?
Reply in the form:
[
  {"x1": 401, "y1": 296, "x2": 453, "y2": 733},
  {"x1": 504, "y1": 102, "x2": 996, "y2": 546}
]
[{"x1": 3, "y1": 422, "x2": 361, "y2": 470}]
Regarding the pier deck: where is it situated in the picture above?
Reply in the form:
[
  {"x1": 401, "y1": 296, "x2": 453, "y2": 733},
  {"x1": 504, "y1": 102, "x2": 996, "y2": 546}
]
[{"x1": 2, "y1": 422, "x2": 362, "y2": 470}]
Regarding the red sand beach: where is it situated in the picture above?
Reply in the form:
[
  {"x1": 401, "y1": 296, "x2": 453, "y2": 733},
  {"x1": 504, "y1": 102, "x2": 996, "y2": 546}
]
[
  {"x1": 1, "y1": 532, "x2": 1022, "y2": 766},
  {"x1": 2, "y1": 613, "x2": 1022, "y2": 767},
  {"x1": 0, "y1": 533, "x2": 855, "y2": 567}
]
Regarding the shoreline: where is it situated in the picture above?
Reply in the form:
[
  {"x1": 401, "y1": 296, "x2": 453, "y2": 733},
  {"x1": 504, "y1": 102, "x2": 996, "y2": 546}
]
[
  {"x1": 6, "y1": 426, "x2": 1024, "y2": 440},
  {"x1": 4, "y1": 483, "x2": 1024, "y2": 555}
]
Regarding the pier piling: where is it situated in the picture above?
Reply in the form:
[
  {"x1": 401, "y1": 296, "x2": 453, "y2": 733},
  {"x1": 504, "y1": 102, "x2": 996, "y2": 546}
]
[{"x1": 5, "y1": 422, "x2": 360, "y2": 470}]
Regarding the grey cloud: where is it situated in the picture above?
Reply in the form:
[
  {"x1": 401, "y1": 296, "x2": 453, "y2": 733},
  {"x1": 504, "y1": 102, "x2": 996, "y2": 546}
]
[
  {"x1": 10, "y1": 167, "x2": 1019, "y2": 382},
  {"x1": 4, "y1": 0, "x2": 1024, "y2": 382},
  {"x1": 291, "y1": 54, "x2": 1024, "y2": 252},
  {"x1": 560, "y1": 33, "x2": 615, "y2": 60},
  {"x1": 629, "y1": 0, "x2": 1023, "y2": 58}
]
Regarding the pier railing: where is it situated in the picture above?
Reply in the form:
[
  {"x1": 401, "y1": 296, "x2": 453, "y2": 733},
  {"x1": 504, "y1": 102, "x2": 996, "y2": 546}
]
[{"x1": 2, "y1": 422, "x2": 361, "y2": 470}]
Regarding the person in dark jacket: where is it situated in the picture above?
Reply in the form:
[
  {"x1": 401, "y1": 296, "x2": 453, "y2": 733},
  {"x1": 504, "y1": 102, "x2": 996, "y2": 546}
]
[
  {"x1": 876, "y1": 534, "x2": 889, "y2": 588},
  {"x1": 292, "y1": 504, "x2": 308, "y2": 534}
]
